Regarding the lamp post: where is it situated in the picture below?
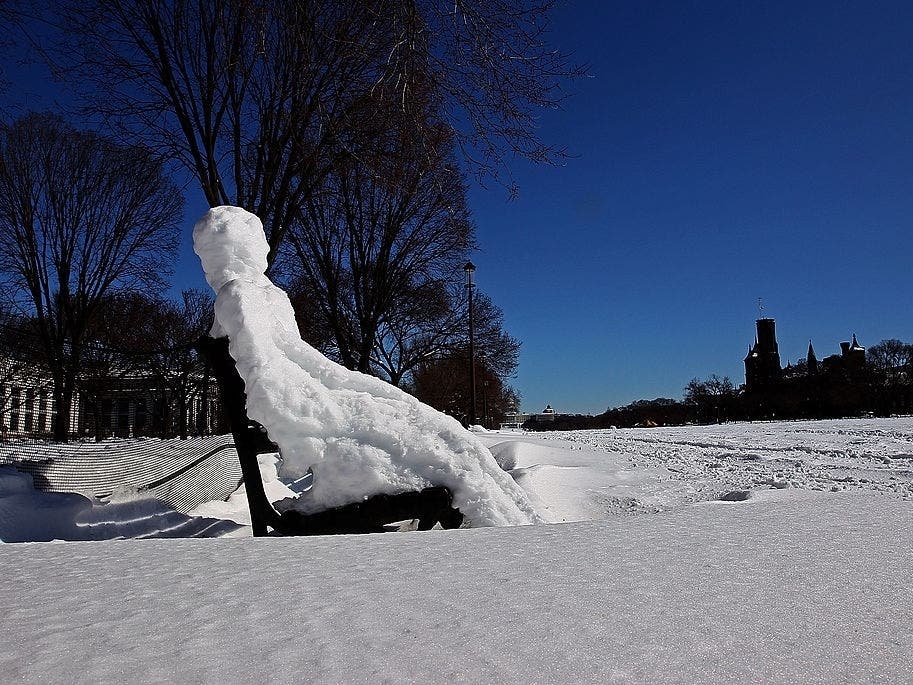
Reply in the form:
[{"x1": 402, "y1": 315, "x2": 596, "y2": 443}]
[
  {"x1": 479, "y1": 353, "x2": 489, "y2": 429},
  {"x1": 464, "y1": 260, "x2": 477, "y2": 426},
  {"x1": 482, "y1": 379, "x2": 490, "y2": 429}
]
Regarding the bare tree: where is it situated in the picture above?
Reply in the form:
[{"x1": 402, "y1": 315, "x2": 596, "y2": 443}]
[
  {"x1": 0, "y1": 0, "x2": 24, "y2": 91},
  {"x1": 467, "y1": 292, "x2": 522, "y2": 379},
  {"x1": 410, "y1": 348, "x2": 521, "y2": 427},
  {"x1": 867, "y1": 339, "x2": 913, "y2": 388},
  {"x1": 80, "y1": 290, "x2": 215, "y2": 439},
  {"x1": 372, "y1": 279, "x2": 461, "y2": 386},
  {"x1": 52, "y1": 0, "x2": 583, "y2": 263},
  {"x1": 77, "y1": 294, "x2": 151, "y2": 441},
  {"x1": 144, "y1": 289, "x2": 214, "y2": 439},
  {"x1": 54, "y1": 1, "x2": 409, "y2": 264},
  {"x1": 403, "y1": 288, "x2": 520, "y2": 424},
  {"x1": 289, "y1": 87, "x2": 474, "y2": 375},
  {"x1": 378, "y1": 0, "x2": 586, "y2": 185},
  {"x1": 375, "y1": 286, "x2": 520, "y2": 388},
  {"x1": 0, "y1": 112, "x2": 181, "y2": 441},
  {"x1": 684, "y1": 374, "x2": 736, "y2": 424}
]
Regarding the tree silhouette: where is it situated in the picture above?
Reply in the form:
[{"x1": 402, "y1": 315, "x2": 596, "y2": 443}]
[
  {"x1": 54, "y1": 0, "x2": 583, "y2": 263},
  {"x1": 0, "y1": 113, "x2": 181, "y2": 441}
]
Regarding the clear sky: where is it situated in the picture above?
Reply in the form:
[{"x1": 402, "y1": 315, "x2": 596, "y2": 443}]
[
  {"x1": 4, "y1": 1, "x2": 913, "y2": 414},
  {"x1": 464, "y1": 0, "x2": 913, "y2": 414}
]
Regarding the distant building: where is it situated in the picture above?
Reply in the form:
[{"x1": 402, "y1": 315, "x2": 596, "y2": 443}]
[
  {"x1": 502, "y1": 404, "x2": 560, "y2": 429},
  {"x1": 740, "y1": 316, "x2": 870, "y2": 419},
  {"x1": 500, "y1": 412, "x2": 531, "y2": 429},
  {"x1": 744, "y1": 319, "x2": 866, "y2": 390},
  {"x1": 0, "y1": 357, "x2": 219, "y2": 440},
  {"x1": 1, "y1": 359, "x2": 80, "y2": 438},
  {"x1": 744, "y1": 318, "x2": 782, "y2": 390},
  {"x1": 807, "y1": 341, "x2": 818, "y2": 374},
  {"x1": 820, "y1": 334, "x2": 866, "y2": 377}
]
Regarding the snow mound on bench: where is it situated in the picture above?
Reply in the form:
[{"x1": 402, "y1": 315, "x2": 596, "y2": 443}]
[{"x1": 193, "y1": 206, "x2": 542, "y2": 527}]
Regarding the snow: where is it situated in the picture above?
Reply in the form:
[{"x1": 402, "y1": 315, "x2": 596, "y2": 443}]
[
  {"x1": 1, "y1": 200, "x2": 911, "y2": 679},
  {"x1": 2, "y1": 418, "x2": 913, "y2": 680},
  {"x1": 518, "y1": 418, "x2": 913, "y2": 511},
  {"x1": 187, "y1": 454, "x2": 296, "y2": 526},
  {"x1": 1, "y1": 493, "x2": 911, "y2": 683},
  {"x1": 0, "y1": 467, "x2": 241, "y2": 542},
  {"x1": 193, "y1": 206, "x2": 540, "y2": 527},
  {"x1": 4, "y1": 415, "x2": 911, "y2": 540}
]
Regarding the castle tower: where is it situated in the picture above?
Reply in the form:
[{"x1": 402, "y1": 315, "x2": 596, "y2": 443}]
[
  {"x1": 745, "y1": 318, "x2": 782, "y2": 390},
  {"x1": 756, "y1": 318, "x2": 779, "y2": 356},
  {"x1": 846, "y1": 333, "x2": 865, "y2": 372}
]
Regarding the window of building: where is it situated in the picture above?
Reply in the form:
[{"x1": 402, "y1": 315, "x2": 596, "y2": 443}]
[
  {"x1": 101, "y1": 398, "x2": 113, "y2": 431},
  {"x1": 9, "y1": 387, "x2": 21, "y2": 431},
  {"x1": 24, "y1": 388, "x2": 35, "y2": 433},
  {"x1": 37, "y1": 390, "x2": 48, "y2": 432}
]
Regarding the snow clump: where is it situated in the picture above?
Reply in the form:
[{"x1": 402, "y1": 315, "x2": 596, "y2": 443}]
[{"x1": 193, "y1": 206, "x2": 542, "y2": 527}]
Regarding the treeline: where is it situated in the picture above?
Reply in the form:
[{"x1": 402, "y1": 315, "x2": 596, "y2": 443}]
[
  {"x1": 525, "y1": 338, "x2": 913, "y2": 431},
  {"x1": 0, "y1": 2, "x2": 581, "y2": 440},
  {"x1": 523, "y1": 398, "x2": 693, "y2": 431},
  {"x1": 0, "y1": 292, "x2": 216, "y2": 441}
]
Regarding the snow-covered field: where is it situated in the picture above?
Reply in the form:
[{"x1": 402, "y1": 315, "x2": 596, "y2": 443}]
[
  {"x1": 481, "y1": 417, "x2": 913, "y2": 522},
  {"x1": 2, "y1": 417, "x2": 912, "y2": 682}
]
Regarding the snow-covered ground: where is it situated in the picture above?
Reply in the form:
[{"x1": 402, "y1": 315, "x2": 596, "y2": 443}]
[
  {"x1": 1, "y1": 491, "x2": 910, "y2": 683},
  {"x1": 480, "y1": 417, "x2": 913, "y2": 522},
  {"x1": 2, "y1": 417, "x2": 912, "y2": 682}
]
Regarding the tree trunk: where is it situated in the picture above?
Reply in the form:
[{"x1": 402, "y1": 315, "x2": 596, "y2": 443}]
[
  {"x1": 178, "y1": 391, "x2": 188, "y2": 440},
  {"x1": 52, "y1": 372, "x2": 76, "y2": 443},
  {"x1": 93, "y1": 400, "x2": 104, "y2": 442},
  {"x1": 200, "y1": 361, "x2": 210, "y2": 434}
]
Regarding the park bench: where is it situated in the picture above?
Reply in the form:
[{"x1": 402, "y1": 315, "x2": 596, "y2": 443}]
[{"x1": 197, "y1": 335, "x2": 464, "y2": 536}]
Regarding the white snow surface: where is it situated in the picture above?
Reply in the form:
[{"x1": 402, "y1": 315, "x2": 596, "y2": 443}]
[
  {"x1": 193, "y1": 206, "x2": 540, "y2": 527},
  {"x1": 3, "y1": 418, "x2": 913, "y2": 681},
  {"x1": 509, "y1": 417, "x2": 913, "y2": 516},
  {"x1": 0, "y1": 467, "x2": 241, "y2": 542},
  {"x1": 188, "y1": 454, "x2": 296, "y2": 526},
  {"x1": 1, "y1": 494, "x2": 911, "y2": 683}
]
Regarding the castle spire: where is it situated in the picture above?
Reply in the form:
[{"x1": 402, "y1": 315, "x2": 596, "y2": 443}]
[{"x1": 807, "y1": 339, "x2": 818, "y2": 374}]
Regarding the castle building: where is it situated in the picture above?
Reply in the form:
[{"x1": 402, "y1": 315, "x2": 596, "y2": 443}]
[
  {"x1": 821, "y1": 333, "x2": 866, "y2": 376},
  {"x1": 744, "y1": 317, "x2": 866, "y2": 390},
  {"x1": 744, "y1": 318, "x2": 782, "y2": 390}
]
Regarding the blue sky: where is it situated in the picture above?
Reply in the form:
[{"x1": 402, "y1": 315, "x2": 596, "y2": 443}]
[
  {"x1": 464, "y1": 0, "x2": 913, "y2": 413},
  {"x1": 5, "y1": 1, "x2": 913, "y2": 414}
]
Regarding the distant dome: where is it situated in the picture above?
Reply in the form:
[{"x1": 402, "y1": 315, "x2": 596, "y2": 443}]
[{"x1": 542, "y1": 405, "x2": 555, "y2": 414}]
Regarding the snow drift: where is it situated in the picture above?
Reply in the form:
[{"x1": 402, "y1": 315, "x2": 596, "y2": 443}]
[
  {"x1": 193, "y1": 206, "x2": 541, "y2": 527},
  {"x1": 0, "y1": 467, "x2": 241, "y2": 542}
]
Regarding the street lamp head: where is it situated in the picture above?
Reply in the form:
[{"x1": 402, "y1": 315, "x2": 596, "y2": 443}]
[{"x1": 464, "y1": 260, "x2": 475, "y2": 285}]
